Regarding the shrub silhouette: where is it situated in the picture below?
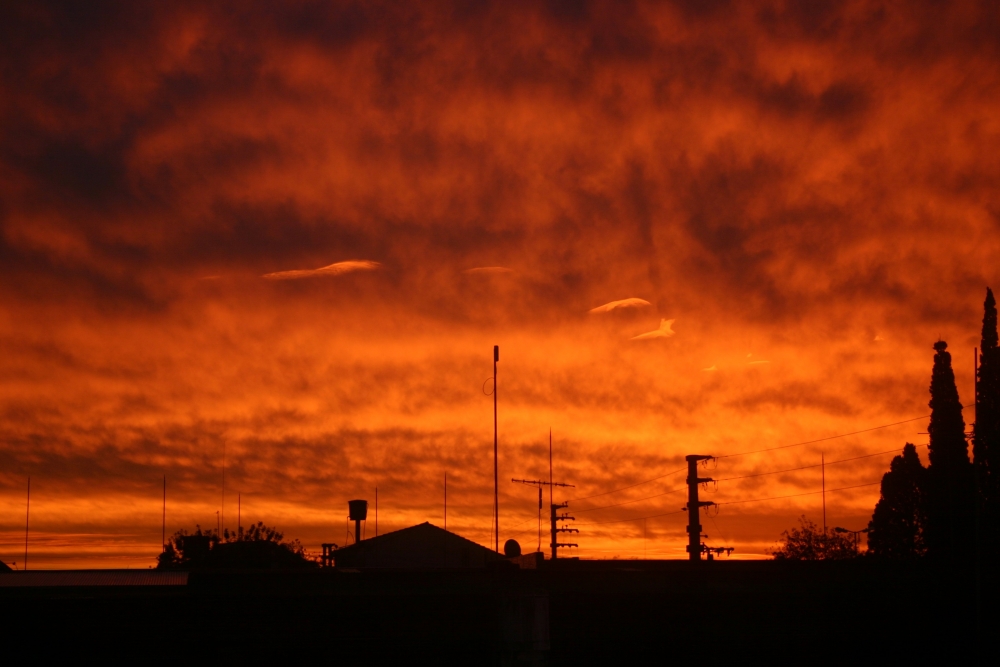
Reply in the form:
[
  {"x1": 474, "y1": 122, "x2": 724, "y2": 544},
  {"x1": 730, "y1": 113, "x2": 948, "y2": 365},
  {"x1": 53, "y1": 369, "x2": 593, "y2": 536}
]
[
  {"x1": 769, "y1": 516, "x2": 857, "y2": 560},
  {"x1": 157, "y1": 521, "x2": 315, "y2": 570}
]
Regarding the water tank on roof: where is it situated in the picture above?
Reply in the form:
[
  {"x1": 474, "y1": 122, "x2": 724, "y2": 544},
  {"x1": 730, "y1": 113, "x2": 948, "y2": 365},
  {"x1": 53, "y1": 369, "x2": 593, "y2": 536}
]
[
  {"x1": 504, "y1": 539, "x2": 521, "y2": 558},
  {"x1": 348, "y1": 499, "x2": 368, "y2": 521}
]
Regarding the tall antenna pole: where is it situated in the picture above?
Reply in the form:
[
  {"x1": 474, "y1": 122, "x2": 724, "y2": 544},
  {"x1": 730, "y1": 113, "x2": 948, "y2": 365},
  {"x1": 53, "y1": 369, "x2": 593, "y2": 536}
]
[
  {"x1": 221, "y1": 441, "x2": 226, "y2": 537},
  {"x1": 375, "y1": 486, "x2": 378, "y2": 537},
  {"x1": 238, "y1": 493, "x2": 241, "y2": 538},
  {"x1": 162, "y1": 475, "x2": 166, "y2": 550},
  {"x1": 549, "y1": 429, "x2": 553, "y2": 509},
  {"x1": 444, "y1": 472, "x2": 447, "y2": 531},
  {"x1": 822, "y1": 452, "x2": 826, "y2": 533},
  {"x1": 493, "y1": 344, "x2": 499, "y2": 553},
  {"x1": 512, "y1": 472, "x2": 575, "y2": 559},
  {"x1": 24, "y1": 476, "x2": 30, "y2": 570}
]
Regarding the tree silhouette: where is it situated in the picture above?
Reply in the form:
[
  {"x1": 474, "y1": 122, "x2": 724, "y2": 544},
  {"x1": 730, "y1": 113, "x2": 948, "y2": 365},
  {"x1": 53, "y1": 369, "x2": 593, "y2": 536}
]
[
  {"x1": 974, "y1": 287, "x2": 1000, "y2": 556},
  {"x1": 769, "y1": 516, "x2": 857, "y2": 560},
  {"x1": 925, "y1": 341, "x2": 973, "y2": 559},
  {"x1": 157, "y1": 521, "x2": 314, "y2": 570},
  {"x1": 867, "y1": 444, "x2": 928, "y2": 558}
]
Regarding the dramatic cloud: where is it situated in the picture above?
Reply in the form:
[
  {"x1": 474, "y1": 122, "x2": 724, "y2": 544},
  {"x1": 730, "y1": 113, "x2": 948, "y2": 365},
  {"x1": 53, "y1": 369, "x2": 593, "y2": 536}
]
[
  {"x1": 631, "y1": 319, "x2": 676, "y2": 340},
  {"x1": 0, "y1": 0, "x2": 997, "y2": 566},
  {"x1": 262, "y1": 260, "x2": 381, "y2": 280},
  {"x1": 588, "y1": 298, "x2": 652, "y2": 314}
]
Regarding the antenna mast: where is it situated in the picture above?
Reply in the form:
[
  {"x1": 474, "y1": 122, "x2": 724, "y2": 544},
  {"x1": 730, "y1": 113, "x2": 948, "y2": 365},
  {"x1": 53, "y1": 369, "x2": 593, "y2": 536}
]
[
  {"x1": 493, "y1": 345, "x2": 499, "y2": 553},
  {"x1": 513, "y1": 429, "x2": 577, "y2": 559}
]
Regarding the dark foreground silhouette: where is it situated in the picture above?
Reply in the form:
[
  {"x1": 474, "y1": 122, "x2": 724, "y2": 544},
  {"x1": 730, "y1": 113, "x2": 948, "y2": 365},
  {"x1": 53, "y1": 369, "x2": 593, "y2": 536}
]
[
  {"x1": 157, "y1": 522, "x2": 315, "y2": 570},
  {"x1": 2, "y1": 558, "x2": 994, "y2": 664}
]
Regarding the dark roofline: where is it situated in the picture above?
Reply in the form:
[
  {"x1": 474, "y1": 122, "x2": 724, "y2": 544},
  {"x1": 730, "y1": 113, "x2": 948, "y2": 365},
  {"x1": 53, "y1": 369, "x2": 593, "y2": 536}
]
[{"x1": 333, "y1": 522, "x2": 494, "y2": 555}]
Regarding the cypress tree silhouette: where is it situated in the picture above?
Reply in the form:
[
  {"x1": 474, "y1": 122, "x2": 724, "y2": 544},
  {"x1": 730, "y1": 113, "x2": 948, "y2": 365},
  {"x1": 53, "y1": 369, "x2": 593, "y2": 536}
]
[
  {"x1": 974, "y1": 287, "x2": 1000, "y2": 556},
  {"x1": 925, "y1": 340, "x2": 973, "y2": 559},
  {"x1": 867, "y1": 444, "x2": 928, "y2": 558}
]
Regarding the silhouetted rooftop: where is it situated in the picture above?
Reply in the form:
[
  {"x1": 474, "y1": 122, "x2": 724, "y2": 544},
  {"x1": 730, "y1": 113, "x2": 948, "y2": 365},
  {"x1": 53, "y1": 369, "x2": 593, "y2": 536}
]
[
  {"x1": 0, "y1": 570, "x2": 188, "y2": 587},
  {"x1": 333, "y1": 522, "x2": 501, "y2": 568}
]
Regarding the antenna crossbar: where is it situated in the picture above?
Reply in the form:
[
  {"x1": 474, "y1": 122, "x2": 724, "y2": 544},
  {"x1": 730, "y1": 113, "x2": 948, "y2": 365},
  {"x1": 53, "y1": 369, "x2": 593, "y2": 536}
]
[{"x1": 512, "y1": 478, "x2": 575, "y2": 488}]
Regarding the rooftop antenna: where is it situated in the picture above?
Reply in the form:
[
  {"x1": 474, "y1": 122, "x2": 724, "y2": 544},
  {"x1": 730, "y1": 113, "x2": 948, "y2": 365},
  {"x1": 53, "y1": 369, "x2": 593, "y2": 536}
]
[
  {"x1": 221, "y1": 441, "x2": 226, "y2": 537},
  {"x1": 24, "y1": 476, "x2": 30, "y2": 571},
  {"x1": 512, "y1": 429, "x2": 577, "y2": 559},
  {"x1": 162, "y1": 475, "x2": 166, "y2": 551},
  {"x1": 822, "y1": 452, "x2": 826, "y2": 533},
  {"x1": 512, "y1": 476, "x2": 575, "y2": 555},
  {"x1": 493, "y1": 345, "x2": 499, "y2": 553}
]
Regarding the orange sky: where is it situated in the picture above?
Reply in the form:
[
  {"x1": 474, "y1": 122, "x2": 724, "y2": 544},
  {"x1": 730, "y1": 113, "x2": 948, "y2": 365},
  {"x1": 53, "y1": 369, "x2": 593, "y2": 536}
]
[{"x1": 1, "y1": 1, "x2": 998, "y2": 568}]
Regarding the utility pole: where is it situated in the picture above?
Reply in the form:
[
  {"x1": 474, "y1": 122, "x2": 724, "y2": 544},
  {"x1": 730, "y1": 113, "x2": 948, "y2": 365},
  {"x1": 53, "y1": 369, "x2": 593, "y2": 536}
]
[
  {"x1": 550, "y1": 501, "x2": 578, "y2": 559},
  {"x1": 24, "y1": 476, "x2": 30, "y2": 571},
  {"x1": 444, "y1": 472, "x2": 447, "y2": 532},
  {"x1": 162, "y1": 475, "x2": 166, "y2": 550},
  {"x1": 493, "y1": 345, "x2": 499, "y2": 553},
  {"x1": 685, "y1": 455, "x2": 715, "y2": 562},
  {"x1": 512, "y1": 477, "x2": 575, "y2": 556},
  {"x1": 221, "y1": 441, "x2": 226, "y2": 538},
  {"x1": 822, "y1": 452, "x2": 826, "y2": 533}
]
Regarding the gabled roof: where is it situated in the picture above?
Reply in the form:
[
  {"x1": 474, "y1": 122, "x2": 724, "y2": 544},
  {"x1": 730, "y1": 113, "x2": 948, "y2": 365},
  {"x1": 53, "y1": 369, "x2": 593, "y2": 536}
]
[{"x1": 333, "y1": 522, "x2": 499, "y2": 568}]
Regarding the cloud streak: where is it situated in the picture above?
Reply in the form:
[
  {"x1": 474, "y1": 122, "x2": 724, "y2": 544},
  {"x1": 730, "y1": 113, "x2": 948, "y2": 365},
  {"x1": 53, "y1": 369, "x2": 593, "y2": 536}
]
[
  {"x1": 588, "y1": 298, "x2": 652, "y2": 314},
  {"x1": 262, "y1": 260, "x2": 381, "y2": 280}
]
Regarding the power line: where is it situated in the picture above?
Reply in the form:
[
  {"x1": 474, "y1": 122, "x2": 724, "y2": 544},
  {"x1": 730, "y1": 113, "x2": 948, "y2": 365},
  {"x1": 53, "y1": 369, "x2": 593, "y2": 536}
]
[
  {"x1": 715, "y1": 415, "x2": 929, "y2": 459},
  {"x1": 503, "y1": 515, "x2": 536, "y2": 533},
  {"x1": 712, "y1": 444, "x2": 928, "y2": 483},
  {"x1": 577, "y1": 509, "x2": 686, "y2": 526},
  {"x1": 568, "y1": 466, "x2": 686, "y2": 502},
  {"x1": 574, "y1": 484, "x2": 688, "y2": 513},
  {"x1": 565, "y1": 414, "x2": 927, "y2": 504},
  {"x1": 715, "y1": 481, "x2": 881, "y2": 506}
]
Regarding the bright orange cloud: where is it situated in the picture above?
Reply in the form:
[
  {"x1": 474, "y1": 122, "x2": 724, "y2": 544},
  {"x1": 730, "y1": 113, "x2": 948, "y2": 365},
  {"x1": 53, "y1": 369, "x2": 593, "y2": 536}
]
[{"x1": 0, "y1": 0, "x2": 996, "y2": 568}]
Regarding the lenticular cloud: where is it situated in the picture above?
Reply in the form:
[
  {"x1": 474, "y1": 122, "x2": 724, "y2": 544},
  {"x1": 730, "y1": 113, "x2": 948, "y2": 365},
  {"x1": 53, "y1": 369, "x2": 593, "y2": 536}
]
[
  {"x1": 588, "y1": 298, "x2": 652, "y2": 314},
  {"x1": 262, "y1": 260, "x2": 381, "y2": 280},
  {"x1": 631, "y1": 319, "x2": 676, "y2": 340}
]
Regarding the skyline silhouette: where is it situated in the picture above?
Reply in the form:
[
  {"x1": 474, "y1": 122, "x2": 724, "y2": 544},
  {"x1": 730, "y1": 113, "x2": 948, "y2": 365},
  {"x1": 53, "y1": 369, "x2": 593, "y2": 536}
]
[{"x1": 1, "y1": 1, "x2": 999, "y2": 568}]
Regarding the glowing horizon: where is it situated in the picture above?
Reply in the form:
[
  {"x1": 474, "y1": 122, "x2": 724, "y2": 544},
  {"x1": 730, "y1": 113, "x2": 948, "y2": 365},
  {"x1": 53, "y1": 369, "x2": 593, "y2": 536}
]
[{"x1": 0, "y1": 1, "x2": 996, "y2": 568}]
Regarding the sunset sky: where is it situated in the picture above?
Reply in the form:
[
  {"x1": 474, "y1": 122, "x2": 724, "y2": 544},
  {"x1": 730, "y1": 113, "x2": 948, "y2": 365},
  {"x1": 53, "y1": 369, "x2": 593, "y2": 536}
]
[{"x1": 1, "y1": 1, "x2": 998, "y2": 568}]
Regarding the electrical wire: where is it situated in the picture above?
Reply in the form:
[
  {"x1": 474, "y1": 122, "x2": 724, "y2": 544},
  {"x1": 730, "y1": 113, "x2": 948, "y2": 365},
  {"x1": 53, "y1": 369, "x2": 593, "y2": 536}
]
[
  {"x1": 573, "y1": 484, "x2": 688, "y2": 513},
  {"x1": 714, "y1": 415, "x2": 929, "y2": 459},
  {"x1": 714, "y1": 481, "x2": 881, "y2": 506},
  {"x1": 576, "y1": 508, "x2": 686, "y2": 527},
  {"x1": 564, "y1": 414, "x2": 927, "y2": 505},
  {"x1": 712, "y1": 444, "x2": 928, "y2": 483},
  {"x1": 567, "y1": 466, "x2": 687, "y2": 502}
]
